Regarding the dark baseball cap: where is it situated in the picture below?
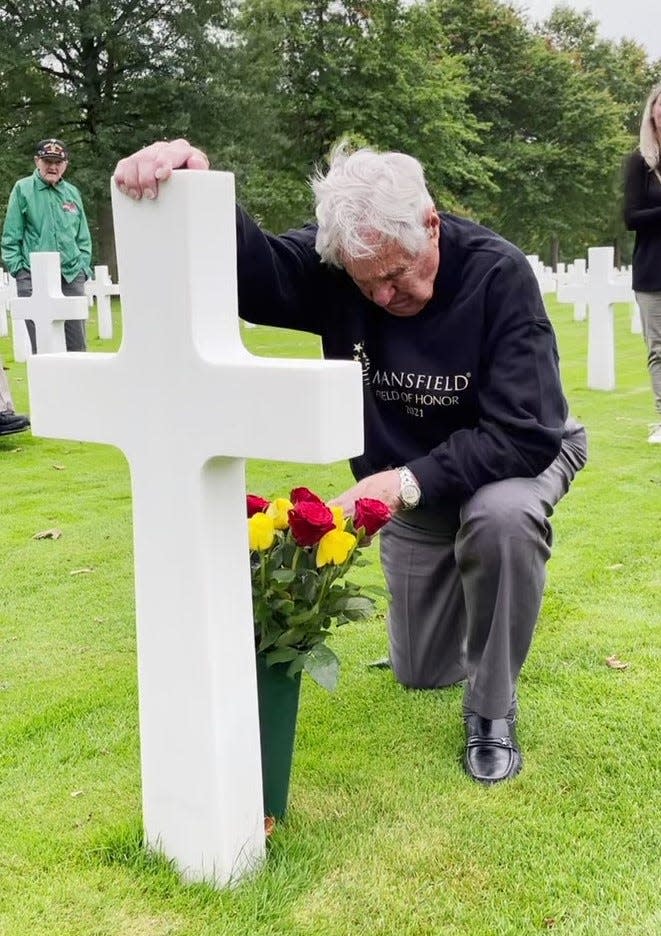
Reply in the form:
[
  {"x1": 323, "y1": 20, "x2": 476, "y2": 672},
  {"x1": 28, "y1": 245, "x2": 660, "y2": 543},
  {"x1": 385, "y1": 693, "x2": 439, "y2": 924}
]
[{"x1": 35, "y1": 139, "x2": 69, "y2": 161}]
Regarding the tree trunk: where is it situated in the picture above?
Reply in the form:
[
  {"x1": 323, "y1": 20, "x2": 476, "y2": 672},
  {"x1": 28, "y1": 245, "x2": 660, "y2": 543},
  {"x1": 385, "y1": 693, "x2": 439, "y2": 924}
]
[
  {"x1": 550, "y1": 236, "x2": 560, "y2": 271},
  {"x1": 96, "y1": 200, "x2": 118, "y2": 280}
]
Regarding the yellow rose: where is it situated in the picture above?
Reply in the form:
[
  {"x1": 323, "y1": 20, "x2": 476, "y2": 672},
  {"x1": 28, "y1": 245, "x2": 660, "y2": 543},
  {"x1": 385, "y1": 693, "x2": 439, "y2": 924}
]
[
  {"x1": 248, "y1": 513, "x2": 275, "y2": 551},
  {"x1": 266, "y1": 497, "x2": 293, "y2": 530},
  {"x1": 316, "y1": 529, "x2": 357, "y2": 567},
  {"x1": 330, "y1": 505, "x2": 346, "y2": 530}
]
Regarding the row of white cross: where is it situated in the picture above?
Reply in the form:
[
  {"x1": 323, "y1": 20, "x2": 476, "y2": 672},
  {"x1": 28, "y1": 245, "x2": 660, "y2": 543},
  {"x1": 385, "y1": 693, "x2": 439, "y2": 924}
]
[
  {"x1": 0, "y1": 260, "x2": 120, "y2": 358},
  {"x1": 3, "y1": 245, "x2": 638, "y2": 392},
  {"x1": 526, "y1": 247, "x2": 640, "y2": 390}
]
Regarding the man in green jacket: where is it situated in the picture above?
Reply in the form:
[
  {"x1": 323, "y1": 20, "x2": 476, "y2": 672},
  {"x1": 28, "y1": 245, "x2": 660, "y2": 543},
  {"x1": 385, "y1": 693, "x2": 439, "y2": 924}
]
[{"x1": 1, "y1": 139, "x2": 92, "y2": 352}]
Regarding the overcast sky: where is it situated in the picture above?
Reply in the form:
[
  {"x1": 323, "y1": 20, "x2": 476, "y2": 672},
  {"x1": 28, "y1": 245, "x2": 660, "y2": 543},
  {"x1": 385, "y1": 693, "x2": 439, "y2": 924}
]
[{"x1": 513, "y1": 0, "x2": 661, "y2": 62}]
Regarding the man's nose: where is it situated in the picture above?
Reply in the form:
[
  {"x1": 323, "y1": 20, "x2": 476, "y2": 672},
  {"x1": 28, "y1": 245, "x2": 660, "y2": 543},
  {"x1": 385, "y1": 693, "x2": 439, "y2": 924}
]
[{"x1": 372, "y1": 282, "x2": 396, "y2": 307}]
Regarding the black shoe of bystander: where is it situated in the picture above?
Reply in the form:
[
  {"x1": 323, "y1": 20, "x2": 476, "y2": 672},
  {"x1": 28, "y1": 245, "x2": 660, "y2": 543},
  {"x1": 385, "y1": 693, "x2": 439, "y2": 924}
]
[{"x1": 0, "y1": 411, "x2": 30, "y2": 436}]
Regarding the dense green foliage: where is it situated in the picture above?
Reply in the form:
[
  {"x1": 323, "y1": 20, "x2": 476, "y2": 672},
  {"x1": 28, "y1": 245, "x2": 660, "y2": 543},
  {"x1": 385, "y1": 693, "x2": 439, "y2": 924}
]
[{"x1": 0, "y1": 1, "x2": 658, "y2": 268}]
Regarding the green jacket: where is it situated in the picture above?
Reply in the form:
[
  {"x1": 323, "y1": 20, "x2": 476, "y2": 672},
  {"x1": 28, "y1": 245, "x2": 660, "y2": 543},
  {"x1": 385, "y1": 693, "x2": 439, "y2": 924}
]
[{"x1": 1, "y1": 170, "x2": 92, "y2": 282}]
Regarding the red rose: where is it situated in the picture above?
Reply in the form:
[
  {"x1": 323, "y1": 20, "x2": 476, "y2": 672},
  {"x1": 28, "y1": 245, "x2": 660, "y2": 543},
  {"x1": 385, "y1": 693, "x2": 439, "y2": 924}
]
[
  {"x1": 290, "y1": 486, "x2": 324, "y2": 505},
  {"x1": 354, "y1": 498, "x2": 392, "y2": 536},
  {"x1": 247, "y1": 494, "x2": 270, "y2": 517},
  {"x1": 288, "y1": 501, "x2": 336, "y2": 546}
]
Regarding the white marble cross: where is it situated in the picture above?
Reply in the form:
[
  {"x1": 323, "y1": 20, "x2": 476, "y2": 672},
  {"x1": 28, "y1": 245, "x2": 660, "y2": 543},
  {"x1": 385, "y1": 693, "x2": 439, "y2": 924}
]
[
  {"x1": 26, "y1": 171, "x2": 363, "y2": 886},
  {"x1": 10, "y1": 252, "x2": 88, "y2": 353},
  {"x1": 557, "y1": 246, "x2": 631, "y2": 390},
  {"x1": 85, "y1": 264, "x2": 120, "y2": 339},
  {"x1": 526, "y1": 255, "x2": 556, "y2": 297},
  {"x1": 0, "y1": 272, "x2": 28, "y2": 359},
  {"x1": 557, "y1": 258, "x2": 588, "y2": 322}
]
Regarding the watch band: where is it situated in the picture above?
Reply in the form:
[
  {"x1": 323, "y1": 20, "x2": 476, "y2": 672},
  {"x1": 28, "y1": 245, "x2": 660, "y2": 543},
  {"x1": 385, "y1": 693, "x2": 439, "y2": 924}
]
[{"x1": 397, "y1": 466, "x2": 421, "y2": 509}]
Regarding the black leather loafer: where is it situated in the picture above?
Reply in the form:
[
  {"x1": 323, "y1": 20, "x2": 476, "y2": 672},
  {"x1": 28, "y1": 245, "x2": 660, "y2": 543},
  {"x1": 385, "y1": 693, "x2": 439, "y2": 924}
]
[{"x1": 464, "y1": 713, "x2": 522, "y2": 784}]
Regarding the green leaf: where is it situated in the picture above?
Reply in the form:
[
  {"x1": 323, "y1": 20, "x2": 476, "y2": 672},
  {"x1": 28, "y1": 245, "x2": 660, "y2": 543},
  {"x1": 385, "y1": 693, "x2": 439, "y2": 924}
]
[
  {"x1": 333, "y1": 596, "x2": 375, "y2": 613},
  {"x1": 271, "y1": 569, "x2": 296, "y2": 583},
  {"x1": 263, "y1": 647, "x2": 299, "y2": 665},
  {"x1": 303, "y1": 644, "x2": 340, "y2": 692}
]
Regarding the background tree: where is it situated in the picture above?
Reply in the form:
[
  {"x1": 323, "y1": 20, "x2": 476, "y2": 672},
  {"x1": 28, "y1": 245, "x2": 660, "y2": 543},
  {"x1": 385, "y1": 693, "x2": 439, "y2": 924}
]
[
  {"x1": 536, "y1": 4, "x2": 659, "y2": 263},
  {"x1": 0, "y1": 0, "x2": 235, "y2": 269}
]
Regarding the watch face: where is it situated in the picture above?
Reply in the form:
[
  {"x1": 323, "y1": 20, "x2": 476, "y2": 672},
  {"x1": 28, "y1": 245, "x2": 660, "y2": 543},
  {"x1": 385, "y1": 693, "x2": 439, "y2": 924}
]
[{"x1": 401, "y1": 482, "x2": 420, "y2": 507}]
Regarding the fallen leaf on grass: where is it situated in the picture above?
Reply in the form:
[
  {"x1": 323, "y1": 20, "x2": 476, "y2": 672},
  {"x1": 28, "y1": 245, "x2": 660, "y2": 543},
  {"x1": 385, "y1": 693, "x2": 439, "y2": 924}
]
[
  {"x1": 33, "y1": 528, "x2": 62, "y2": 540},
  {"x1": 70, "y1": 790, "x2": 84, "y2": 798},
  {"x1": 70, "y1": 568, "x2": 94, "y2": 576},
  {"x1": 606, "y1": 563, "x2": 624, "y2": 570},
  {"x1": 606, "y1": 655, "x2": 629, "y2": 670},
  {"x1": 542, "y1": 919, "x2": 556, "y2": 929},
  {"x1": 10, "y1": 447, "x2": 22, "y2": 453},
  {"x1": 52, "y1": 464, "x2": 66, "y2": 471},
  {"x1": 264, "y1": 816, "x2": 276, "y2": 838}
]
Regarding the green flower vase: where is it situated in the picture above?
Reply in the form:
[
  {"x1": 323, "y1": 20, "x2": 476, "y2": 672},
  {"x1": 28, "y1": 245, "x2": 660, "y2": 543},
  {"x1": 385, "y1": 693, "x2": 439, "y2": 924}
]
[{"x1": 255, "y1": 654, "x2": 302, "y2": 821}]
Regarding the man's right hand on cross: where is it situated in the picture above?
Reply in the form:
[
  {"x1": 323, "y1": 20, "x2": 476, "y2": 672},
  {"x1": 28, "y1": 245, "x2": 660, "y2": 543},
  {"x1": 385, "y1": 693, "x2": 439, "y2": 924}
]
[{"x1": 114, "y1": 139, "x2": 209, "y2": 200}]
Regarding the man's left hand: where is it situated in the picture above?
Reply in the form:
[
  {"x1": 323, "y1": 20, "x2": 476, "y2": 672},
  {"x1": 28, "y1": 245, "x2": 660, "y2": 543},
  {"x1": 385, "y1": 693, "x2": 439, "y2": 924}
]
[{"x1": 330, "y1": 469, "x2": 401, "y2": 517}]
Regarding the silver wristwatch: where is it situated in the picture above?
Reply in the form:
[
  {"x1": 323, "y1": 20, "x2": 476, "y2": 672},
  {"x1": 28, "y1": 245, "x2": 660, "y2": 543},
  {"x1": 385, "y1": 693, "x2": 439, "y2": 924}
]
[{"x1": 397, "y1": 466, "x2": 421, "y2": 510}]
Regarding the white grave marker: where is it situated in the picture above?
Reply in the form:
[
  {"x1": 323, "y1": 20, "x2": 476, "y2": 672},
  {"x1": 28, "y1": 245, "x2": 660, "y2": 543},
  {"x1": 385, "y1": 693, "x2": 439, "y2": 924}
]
[
  {"x1": 0, "y1": 275, "x2": 29, "y2": 361},
  {"x1": 26, "y1": 171, "x2": 363, "y2": 886},
  {"x1": 558, "y1": 246, "x2": 631, "y2": 390},
  {"x1": 557, "y1": 258, "x2": 588, "y2": 321},
  {"x1": 85, "y1": 264, "x2": 120, "y2": 339},
  {"x1": 10, "y1": 252, "x2": 88, "y2": 353}
]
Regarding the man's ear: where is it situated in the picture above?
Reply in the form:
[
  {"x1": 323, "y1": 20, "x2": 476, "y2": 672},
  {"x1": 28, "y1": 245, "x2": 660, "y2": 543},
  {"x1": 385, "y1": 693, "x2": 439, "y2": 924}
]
[{"x1": 426, "y1": 207, "x2": 440, "y2": 239}]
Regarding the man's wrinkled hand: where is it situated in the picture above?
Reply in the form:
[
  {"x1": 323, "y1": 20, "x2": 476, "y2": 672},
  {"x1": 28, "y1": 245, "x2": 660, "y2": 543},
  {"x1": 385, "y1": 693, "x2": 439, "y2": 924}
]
[
  {"x1": 329, "y1": 468, "x2": 401, "y2": 518},
  {"x1": 113, "y1": 139, "x2": 209, "y2": 202}
]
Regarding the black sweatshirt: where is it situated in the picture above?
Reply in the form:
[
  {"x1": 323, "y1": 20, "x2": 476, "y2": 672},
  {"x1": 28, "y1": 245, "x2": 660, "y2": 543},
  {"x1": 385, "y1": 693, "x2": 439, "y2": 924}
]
[
  {"x1": 236, "y1": 208, "x2": 568, "y2": 507},
  {"x1": 623, "y1": 151, "x2": 661, "y2": 292}
]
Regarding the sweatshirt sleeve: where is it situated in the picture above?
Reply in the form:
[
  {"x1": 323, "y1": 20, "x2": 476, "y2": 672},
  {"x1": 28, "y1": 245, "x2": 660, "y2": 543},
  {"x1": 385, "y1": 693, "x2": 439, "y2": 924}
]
[
  {"x1": 623, "y1": 153, "x2": 661, "y2": 230},
  {"x1": 408, "y1": 256, "x2": 567, "y2": 503},
  {"x1": 1, "y1": 183, "x2": 27, "y2": 276},
  {"x1": 235, "y1": 205, "x2": 323, "y2": 333}
]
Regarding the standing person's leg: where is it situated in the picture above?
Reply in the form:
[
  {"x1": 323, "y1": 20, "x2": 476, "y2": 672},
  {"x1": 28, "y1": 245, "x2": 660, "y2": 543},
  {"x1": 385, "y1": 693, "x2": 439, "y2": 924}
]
[
  {"x1": 379, "y1": 504, "x2": 467, "y2": 690},
  {"x1": 635, "y1": 291, "x2": 661, "y2": 442},
  {"x1": 0, "y1": 355, "x2": 30, "y2": 435},
  {"x1": 14, "y1": 271, "x2": 36, "y2": 354},
  {"x1": 61, "y1": 273, "x2": 87, "y2": 351},
  {"x1": 0, "y1": 356, "x2": 14, "y2": 412},
  {"x1": 456, "y1": 419, "x2": 588, "y2": 781}
]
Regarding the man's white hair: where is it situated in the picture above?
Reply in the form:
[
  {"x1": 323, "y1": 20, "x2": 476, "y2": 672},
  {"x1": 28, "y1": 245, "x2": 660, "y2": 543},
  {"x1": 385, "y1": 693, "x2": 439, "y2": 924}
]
[
  {"x1": 311, "y1": 141, "x2": 434, "y2": 268},
  {"x1": 639, "y1": 81, "x2": 661, "y2": 170}
]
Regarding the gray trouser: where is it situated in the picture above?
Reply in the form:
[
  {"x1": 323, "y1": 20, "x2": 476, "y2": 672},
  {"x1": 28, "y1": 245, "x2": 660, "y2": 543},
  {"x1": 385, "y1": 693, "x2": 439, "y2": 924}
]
[
  {"x1": 0, "y1": 356, "x2": 14, "y2": 412},
  {"x1": 635, "y1": 291, "x2": 661, "y2": 416},
  {"x1": 16, "y1": 270, "x2": 87, "y2": 353},
  {"x1": 379, "y1": 419, "x2": 588, "y2": 720}
]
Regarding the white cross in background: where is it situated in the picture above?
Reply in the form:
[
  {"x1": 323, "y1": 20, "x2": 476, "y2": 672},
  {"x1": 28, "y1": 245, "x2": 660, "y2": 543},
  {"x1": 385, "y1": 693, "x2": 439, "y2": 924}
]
[
  {"x1": 26, "y1": 171, "x2": 364, "y2": 886},
  {"x1": 556, "y1": 246, "x2": 631, "y2": 390},
  {"x1": 85, "y1": 264, "x2": 120, "y2": 339},
  {"x1": 10, "y1": 252, "x2": 88, "y2": 353},
  {"x1": 557, "y1": 258, "x2": 588, "y2": 322}
]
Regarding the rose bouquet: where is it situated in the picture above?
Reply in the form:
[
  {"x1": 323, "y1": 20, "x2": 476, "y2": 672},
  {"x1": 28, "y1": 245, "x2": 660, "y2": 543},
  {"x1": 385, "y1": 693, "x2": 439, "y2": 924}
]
[{"x1": 247, "y1": 486, "x2": 391, "y2": 691}]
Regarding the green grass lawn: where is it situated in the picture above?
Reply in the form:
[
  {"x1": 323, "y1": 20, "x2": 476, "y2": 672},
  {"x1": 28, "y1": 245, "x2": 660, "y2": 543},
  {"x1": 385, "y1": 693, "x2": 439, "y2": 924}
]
[{"x1": 0, "y1": 299, "x2": 659, "y2": 935}]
